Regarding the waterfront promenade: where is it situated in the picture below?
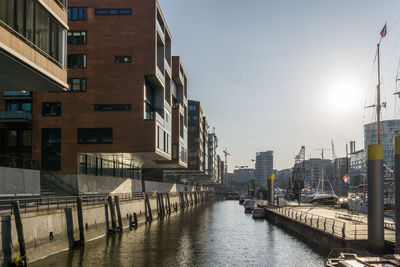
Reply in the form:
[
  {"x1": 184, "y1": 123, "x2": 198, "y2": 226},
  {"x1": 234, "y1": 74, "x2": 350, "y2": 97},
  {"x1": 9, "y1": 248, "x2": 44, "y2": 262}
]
[{"x1": 265, "y1": 201, "x2": 396, "y2": 253}]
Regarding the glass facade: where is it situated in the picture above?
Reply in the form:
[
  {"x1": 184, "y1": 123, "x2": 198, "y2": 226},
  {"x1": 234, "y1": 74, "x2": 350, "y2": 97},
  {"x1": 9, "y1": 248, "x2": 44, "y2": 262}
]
[
  {"x1": 79, "y1": 154, "x2": 140, "y2": 179},
  {"x1": 0, "y1": 0, "x2": 67, "y2": 66}
]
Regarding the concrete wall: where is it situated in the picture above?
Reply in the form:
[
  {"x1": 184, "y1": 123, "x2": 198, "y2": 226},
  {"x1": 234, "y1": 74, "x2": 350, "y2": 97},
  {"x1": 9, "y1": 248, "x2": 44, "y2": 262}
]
[
  {"x1": 51, "y1": 174, "x2": 198, "y2": 194},
  {"x1": 0, "y1": 192, "x2": 209, "y2": 265},
  {"x1": 0, "y1": 167, "x2": 40, "y2": 196}
]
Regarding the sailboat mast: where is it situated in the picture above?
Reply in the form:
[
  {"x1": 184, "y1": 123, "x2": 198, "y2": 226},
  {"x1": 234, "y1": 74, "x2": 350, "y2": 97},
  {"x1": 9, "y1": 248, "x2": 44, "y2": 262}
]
[
  {"x1": 377, "y1": 43, "x2": 381, "y2": 144},
  {"x1": 321, "y1": 149, "x2": 324, "y2": 193}
]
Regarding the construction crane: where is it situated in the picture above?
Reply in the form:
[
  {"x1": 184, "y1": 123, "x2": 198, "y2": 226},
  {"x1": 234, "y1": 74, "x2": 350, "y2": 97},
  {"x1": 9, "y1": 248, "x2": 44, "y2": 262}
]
[
  {"x1": 290, "y1": 146, "x2": 305, "y2": 201},
  {"x1": 223, "y1": 148, "x2": 230, "y2": 185},
  {"x1": 331, "y1": 140, "x2": 339, "y2": 195}
]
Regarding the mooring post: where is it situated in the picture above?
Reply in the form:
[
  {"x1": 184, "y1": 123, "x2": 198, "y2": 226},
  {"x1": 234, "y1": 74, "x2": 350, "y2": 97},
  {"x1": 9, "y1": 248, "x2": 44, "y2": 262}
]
[
  {"x1": 190, "y1": 192, "x2": 194, "y2": 206},
  {"x1": 147, "y1": 194, "x2": 152, "y2": 221},
  {"x1": 166, "y1": 193, "x2": 171, "y2": 214},
  {"x1": 133, "y1": 212, "x2": 138, "y2": 227},
  {"x1": 129, "y1": 214, "x2": 133, "y2": 229},
  {"x1": 180, "y1": 192, "x2": 184, "y2": 209},
  {"x1": 156, "y1": 193, "x2": 160, "y2": 218},
  {"x1": 367, "y1": 144, "x2": 384, "y2": 253},
  {"x1": 268, "y1": 174, "x2": 275, "y2": 206},
  {"x1": 104, "y1": 203, "x2": 110, "y2": 232},
  {"x1": 115, "y1": 195, "x2": 123, "y2": 230},
  {"x1": 395, "y1": 136, "x2": 400, "y2": 253},
  {"x1": 12, "y1": 201, "x2": 26, "y2": 259},
  {"x1": 76, "y1": 197, "x2": 85, "y2": 244},
  {"x1": 144, "y1": 195, "x2": 148, "y2": 223},
  {"x1": 107, "y1": 196, "x2": 117, "y2": 231}
]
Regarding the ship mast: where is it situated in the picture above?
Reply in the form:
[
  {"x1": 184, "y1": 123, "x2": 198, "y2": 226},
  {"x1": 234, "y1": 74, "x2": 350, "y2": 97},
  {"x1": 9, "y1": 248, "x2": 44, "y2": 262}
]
[{"x1": 377, "y1": 43, "x2": 381, "y2": 144}]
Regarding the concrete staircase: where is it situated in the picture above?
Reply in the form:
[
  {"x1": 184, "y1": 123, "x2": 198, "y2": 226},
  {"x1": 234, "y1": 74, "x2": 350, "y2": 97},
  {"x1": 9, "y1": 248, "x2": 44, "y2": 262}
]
[{"x1": 40, "y1": 183, "x2": 57, "y2": 196}]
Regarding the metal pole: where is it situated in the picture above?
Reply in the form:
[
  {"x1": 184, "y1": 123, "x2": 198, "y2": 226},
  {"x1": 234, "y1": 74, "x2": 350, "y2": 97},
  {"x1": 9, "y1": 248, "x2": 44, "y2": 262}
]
[
  {"x1": 394, "y1": 136, "x2": 400, "y2": 253},
  {"x1": 367, "y1": 144, "x2": 384, "y2": 253}
]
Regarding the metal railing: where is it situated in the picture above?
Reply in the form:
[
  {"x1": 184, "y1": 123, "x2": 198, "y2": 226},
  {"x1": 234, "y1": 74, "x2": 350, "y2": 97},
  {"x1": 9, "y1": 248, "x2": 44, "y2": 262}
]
[
  {"x1": 269, "y1": 207, "x2": 368, "y2": 240},
  {"x1": 0, "y1": 154, "x2": 39, "y2": 170},
  {"x1": 0, "y1": 191, "x2": 196, "y2": 216}
]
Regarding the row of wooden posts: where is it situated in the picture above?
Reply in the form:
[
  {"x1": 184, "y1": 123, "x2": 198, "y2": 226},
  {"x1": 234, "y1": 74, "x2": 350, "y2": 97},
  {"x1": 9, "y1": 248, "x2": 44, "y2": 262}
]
[{"x1": 11, "y1": 191, "x2": 208, "y2": 264}]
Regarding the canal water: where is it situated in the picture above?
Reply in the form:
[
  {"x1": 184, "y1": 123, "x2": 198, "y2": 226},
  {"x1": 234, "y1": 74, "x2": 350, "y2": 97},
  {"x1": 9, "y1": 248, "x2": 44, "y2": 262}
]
[{"x1": 31, "y1": 201, "x2": 324, "y2": 266}]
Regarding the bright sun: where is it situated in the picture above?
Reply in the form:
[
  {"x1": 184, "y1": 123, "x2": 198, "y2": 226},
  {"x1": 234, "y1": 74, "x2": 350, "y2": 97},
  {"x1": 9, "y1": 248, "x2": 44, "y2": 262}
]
[{"x1": 326, "y1": 81, "x2": 361, "y2": 113}]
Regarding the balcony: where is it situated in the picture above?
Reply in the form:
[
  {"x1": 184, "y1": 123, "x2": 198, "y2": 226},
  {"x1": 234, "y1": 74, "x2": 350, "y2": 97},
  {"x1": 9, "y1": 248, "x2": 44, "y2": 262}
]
[
  {"x1": 164, "y1": 59, "x2": 172, "y2": 75},
  {"x1": 3, "y1": 91, "x2": 32, "y2": 100},
  {"x1": 156, "y1": 65, "x2": 165, "y2": 84},
  {"x1": 156, "y1": 20, "x2": 165, "y2": 41},
  {"x1": 179, "y1": 71, "x2": 185, "y2": 85},
  {"x1": 0, "y1": 110, "x2": 32, "y2": 123},
  {"x1": 144, "y1": 110, "x2": 164, "y2": 125}
]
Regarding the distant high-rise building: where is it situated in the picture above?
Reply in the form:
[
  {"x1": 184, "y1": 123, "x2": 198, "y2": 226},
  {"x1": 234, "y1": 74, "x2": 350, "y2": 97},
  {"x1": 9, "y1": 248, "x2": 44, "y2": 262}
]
[
  {"x1": 255, "y1": 151, "x2": 273, "y2": 184},
  {"x1": 364, "y1": 120, "x2": 400, "y2": 178},
  {"x1": 233, "y1": 168, "x2": 255, "y2": 183},
  {"x1": 208, "y1": 132, "x2": 218, "y2": 182}
]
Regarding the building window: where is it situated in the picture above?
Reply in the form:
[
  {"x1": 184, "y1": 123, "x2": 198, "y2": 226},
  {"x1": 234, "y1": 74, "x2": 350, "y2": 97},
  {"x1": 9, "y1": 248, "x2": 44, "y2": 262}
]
[
  {"x1": 68, "y1": 54, "x2": 86, "y2": 68},
  {"x1": 115, "y1": 56, "x2": 131, "y2": 63},
  {"x1": 68, "y1": 7, "x2": 87, "y2": 21},
  {"x1": 0, "y1": 0, "x2": 67, "y2": 66},
  {"x1": 42, "y1": 102, "x2": 61, "y2": 116},
  {"x1": 189, "y1": 105, "x2": 196, "y2": 111},
  {"x1": 6, "y1": 102, "x2": 32, "y2": 112},
  {"x1": 95, "y1": 9, "x2": 132, "y2": 15},
  {"x1": 67, "y1": 31, "x2": 87, "y2": 44},
  {"x1": 94, "y1": 104, "x2": 131, "y2": 111},
  {"x1": 67, "y1": 78, "x2": 87, "y2": 92},
  {"x1": 42, "y1": 128, "x2": 61, "y2": 171},
  {"x1": 78, "y1": 128, "x2": 113, "y2": 144}
]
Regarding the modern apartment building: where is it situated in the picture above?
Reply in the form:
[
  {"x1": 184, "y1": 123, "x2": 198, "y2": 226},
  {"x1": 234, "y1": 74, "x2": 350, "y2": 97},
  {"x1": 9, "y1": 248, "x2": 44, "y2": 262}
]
[
  {"x1": 0, "y1": 0, "x2": 68, "y2": 92},
  {"x1": 255, "y1": 151, "x2": 273, "y2": 184},
  {"x1": 364, "y1": 119, "x2": 400, "y2": 179},
  {"x1": 0, "y1": 0, "x2": 192, "y2": 193},
  {"x1": 186, "y1": 100, "x2": 204, "y2": 173},
  {"x1": 208, "y1": 132, "x2": 218, "y2": 182},
  {"x1": 203, "y1": 116, "x2": 209, "y2": 174},
  {"x1": 233, "y1": 168, "x2": 255, "y2": 184}
]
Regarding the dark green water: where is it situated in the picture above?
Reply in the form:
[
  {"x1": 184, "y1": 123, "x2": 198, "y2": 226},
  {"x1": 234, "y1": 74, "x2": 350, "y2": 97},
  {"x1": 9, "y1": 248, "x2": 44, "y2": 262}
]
[{"x1": 30, "y1": 201, "x2": 324, "y2": 266}]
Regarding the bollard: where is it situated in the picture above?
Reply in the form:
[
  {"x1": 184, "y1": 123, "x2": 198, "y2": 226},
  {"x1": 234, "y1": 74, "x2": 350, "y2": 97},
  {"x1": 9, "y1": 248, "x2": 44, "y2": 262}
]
[
  {"x1": 107, "y1": 196, "x2": 117, "y2": 231},
  {"x1": 133, "y1": 212, "x2": 138, "y2": 227},
  {"x1": 115, "y1": 196, "x2": 123, "y2": 230},
  {"x1": 395, "y1": 137, "x2": 400, "y2": 253},
  {"x1": 268, "y1": 174, "x2": 275, "y2": 205},
  {"x1": 12, "y1": 201, "x2": 26, "y2": 260},
  {"x1": 76, "y1": 198, "x2": 85, "y2": 244},
  {"x1": 367, "y1": 144, "x2": 384, "y2": 253}
]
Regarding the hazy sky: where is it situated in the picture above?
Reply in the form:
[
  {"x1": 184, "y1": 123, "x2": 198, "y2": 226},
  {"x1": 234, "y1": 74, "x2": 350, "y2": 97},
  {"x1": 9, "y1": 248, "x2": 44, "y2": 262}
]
[{"x1": 158, "y1": 0, "x2": 400, "y2": 172}]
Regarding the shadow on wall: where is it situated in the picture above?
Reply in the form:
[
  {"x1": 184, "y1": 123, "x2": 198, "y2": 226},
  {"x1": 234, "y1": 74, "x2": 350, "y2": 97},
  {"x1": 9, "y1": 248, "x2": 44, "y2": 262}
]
[{"x1": 1, "y1": 216, "x2": 12, "y2": 265}]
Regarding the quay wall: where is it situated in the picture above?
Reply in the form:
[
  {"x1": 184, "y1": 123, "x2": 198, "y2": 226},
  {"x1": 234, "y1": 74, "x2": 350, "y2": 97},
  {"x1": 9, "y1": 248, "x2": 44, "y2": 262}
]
[
  {"x1": 264, "y1": 208, "x2": 368, "y2": 256},
  {"x1": 0, "y1": 190, "x2": 209, "y2": 265},
  {"x1": 0, "y1": 167, "x2": 40, "y2": 196}
]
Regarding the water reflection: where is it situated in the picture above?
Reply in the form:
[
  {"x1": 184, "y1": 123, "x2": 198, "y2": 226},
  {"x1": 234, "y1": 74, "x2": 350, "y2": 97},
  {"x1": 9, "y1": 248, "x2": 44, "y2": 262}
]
[{"x1": 31, "y1": 201, "x2": 324, "y2": 267}]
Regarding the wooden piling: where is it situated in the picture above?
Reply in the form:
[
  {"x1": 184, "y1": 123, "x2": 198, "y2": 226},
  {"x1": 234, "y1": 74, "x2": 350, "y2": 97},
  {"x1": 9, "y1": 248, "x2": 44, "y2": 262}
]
[
  {"x1": 129, "y1": 214, "x2": 133, "y2": 229},
  {"x1": 133, "y1": 212, "x2": 138, "y2": 227},
  {"x1": 115, "y1": 195, "x2": 123, "y2": 230},
  {"x1": 107, "y1": 196, "x2": 116, "y2": 231},
  {"x1": 104, "y1": 203, "x2": 110, "y2": 232},
  {"x1": 12, "y1": 201, "x2": 26, "y2": 260},
  {"x1": 76, "y1": 197, "x2": 85, "y2": 244},
  {"x1": 166, "y1": 193, "x2": 171, "y2": 214}
]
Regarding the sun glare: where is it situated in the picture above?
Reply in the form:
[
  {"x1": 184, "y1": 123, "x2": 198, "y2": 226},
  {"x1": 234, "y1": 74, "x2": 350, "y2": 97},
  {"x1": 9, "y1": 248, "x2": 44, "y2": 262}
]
[{"x1": 326, "y1": 81, "x2": 361, "y2": 113}]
